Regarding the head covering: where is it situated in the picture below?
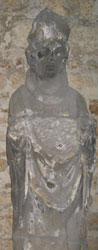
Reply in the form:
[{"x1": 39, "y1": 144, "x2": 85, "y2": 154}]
[{"x1": 28, "y1": 8, "x2": 70, "y2": 44}]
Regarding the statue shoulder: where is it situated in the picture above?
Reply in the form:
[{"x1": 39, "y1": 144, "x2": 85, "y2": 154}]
[
  {"x1": 65, "y1": 87, "x2": 88, "y2": 118},
  {"x1": 8, "y1": 85, "x2": 26, "y2": 118}
]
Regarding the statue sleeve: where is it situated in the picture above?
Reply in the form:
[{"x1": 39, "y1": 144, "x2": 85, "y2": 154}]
[
  {"x1": 80, "y1": 116, "x2": 96, "y2": 211},
  {"x1": 6, "y1": 101, "x2": 26, "y2": 228}
]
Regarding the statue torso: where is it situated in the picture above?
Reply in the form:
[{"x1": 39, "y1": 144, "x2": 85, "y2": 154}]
[{"x1": 9, "y1": 103, "x2": 83, "y2": 211}]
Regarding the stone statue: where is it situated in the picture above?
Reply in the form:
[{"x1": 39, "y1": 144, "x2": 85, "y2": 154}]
[{"x1": 6, "y1": 9, "x2": 96, "y2": 250}]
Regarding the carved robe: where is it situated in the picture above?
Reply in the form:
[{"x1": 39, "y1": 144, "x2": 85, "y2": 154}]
[{"x1": 6, "y1": 73, "x2": 96, "y2": 250}]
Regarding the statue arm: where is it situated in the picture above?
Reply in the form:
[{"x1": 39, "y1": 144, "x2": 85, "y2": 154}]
[
  {"x1": 80, "y1": 117, "x2": 96, "y2": 211},
  {"x1": 6, "y1": 98, "x2": 26, "y2": 229},
  {"x1": 76, "y1": 91, "x2": 96, "y2": 209}
]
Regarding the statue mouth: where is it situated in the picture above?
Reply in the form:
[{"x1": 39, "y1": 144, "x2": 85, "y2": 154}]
[{"x1": 46, "y1": 64, "x2": 56, "y2": 74}]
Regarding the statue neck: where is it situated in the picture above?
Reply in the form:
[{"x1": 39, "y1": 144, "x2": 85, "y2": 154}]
[{"x1": 26, "y1": 68, "x2": 69, "y2": 97}]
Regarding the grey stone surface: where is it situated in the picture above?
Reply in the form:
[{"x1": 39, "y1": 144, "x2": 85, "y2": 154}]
[{"x1": 6, "y1": 9, "x2": 96, "y2": 250}]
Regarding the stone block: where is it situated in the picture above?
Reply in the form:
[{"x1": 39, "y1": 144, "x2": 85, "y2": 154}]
[
  {"x1": 88, "y1": 240, "x2": 98, "y2": 250},
  {"x1": 41, "y1": 0, "x2": 96, "y2": 17},
  {"x1": 0, "y1": 159, "x2": 7, "y2": 172},
  {"x1": 0, "y1": 74, "x2": 7, "y2": 89},
  {"x1": 0, "y1": 240, "x2": 13, "y2": 250},
  {"x1": 67, "y1": 73, "x2": 96, "y2": 91},
  {"x1": 88, "y1": 213, "x2": 98, "y2": 231}
]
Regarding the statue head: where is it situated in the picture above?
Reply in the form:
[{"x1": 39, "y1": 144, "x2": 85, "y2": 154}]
[{"x1": 25, "y1": 9, "x2": 70, "y2": 79}]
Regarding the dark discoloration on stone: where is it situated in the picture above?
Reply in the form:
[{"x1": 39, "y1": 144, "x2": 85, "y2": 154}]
[
  {"x1": 89, "y1": 100, "x2": 98, "y2": 115},
  {"x1": 88, "y1": 240, "x2": 98, "y2": 250},
  {"x1": 88, "y1": 213, "x2": 98, "y2": 230},
  {"x1": 6, "y1": 9, "x2": 96, "y2": 250},
  {"x1": 0, "y1": 159, "x2": 7, "y2": 172}
]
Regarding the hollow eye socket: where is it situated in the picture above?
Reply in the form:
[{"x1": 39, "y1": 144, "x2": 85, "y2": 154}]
[
  {"x1": 37, "y1": 48, "x2": 51, "y2": 59},
  {"x1": 37, "y1": 51, "x2": 44, "y2": 59},
  {"x1": 55, "y1": 47, "x2": 63, "y2": 56}
]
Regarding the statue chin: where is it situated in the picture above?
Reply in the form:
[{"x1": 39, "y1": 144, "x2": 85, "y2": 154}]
[{"x1": 38, "y1": 69, "x2": 57, "y2": 79}]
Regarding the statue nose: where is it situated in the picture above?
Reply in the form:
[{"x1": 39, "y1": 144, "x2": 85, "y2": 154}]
[
  {"x1": 49, "y1": 50, "x2": 55, "y2": 61},
  {"x1": 50, "y1": 50, "x2": 54, "y2": 56}
]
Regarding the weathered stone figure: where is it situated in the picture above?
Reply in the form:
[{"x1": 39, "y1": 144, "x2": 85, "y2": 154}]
[{"x1": 6, "y1": 9, "x2": 96, "y2": 250}]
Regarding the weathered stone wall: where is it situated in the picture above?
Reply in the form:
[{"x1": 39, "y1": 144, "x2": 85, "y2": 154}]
[{"x1": 0, "y1": 0, "x2": 98, "y2": 249}]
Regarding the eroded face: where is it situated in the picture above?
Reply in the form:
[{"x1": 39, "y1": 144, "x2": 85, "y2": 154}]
[{"x1": 26, "y1": 38, "x2": 68, "y2": 79}]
